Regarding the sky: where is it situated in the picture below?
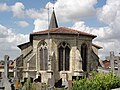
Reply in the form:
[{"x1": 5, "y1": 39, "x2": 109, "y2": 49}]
[{"x1": 0, "y1": 0, "x2": 120, "y2": 60}]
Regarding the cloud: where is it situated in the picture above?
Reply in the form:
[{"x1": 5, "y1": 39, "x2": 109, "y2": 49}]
[
  {"x1": 26, "y1": 8, "x2": 48, "y2": 20},
  {"x1": 97, "y1": 0, "x2": 120, "y2": 24},
  {"x1": 11, "y1": 2, "x2": 25, "y2": 18},
  {"x1": 95, "y1": 40, "x2": 120, "y2": 59},
  {"x1": 0, "y1": 2, "x2": 25, "y2": 18},
  {"x1": 17, "y1": 21, "x2": 29, "y2": 28},
  {"x1": 0, "y1": 3, "x2": 9, "y2": 11},
  {"x1": 95, "y1": 0, "x2": 120, "y2": 58},
  {"x1": 71, "y1": 21, "x2": 112, "y2": 40},
  {"x1": 55, "y1": 0, "x2": 97, "y2": 22},
  {"x1": 26, "y1": 0, "x2": 97, "y2": 31},
  {"x1": 0, "y1": 0, "x2": 97, "y2": 20},
  {"x1": 97, "y1": 0, "x2": 120, "y2": 40},
  {"x1": 0, "y1": 1, "x2": 98, "y2": 30},
  {"x1": 27, "y1": 0, "x2": 97, "y2": 21},
  {"x1": 33, "y1": 19, "x2": 48, "y2": 32},
  {"x1": 0, "y1": 25, "x2": 11, "y2": 38},
  {"x1": 0, "y1": 24, "x2": 29, "y2": 59}
]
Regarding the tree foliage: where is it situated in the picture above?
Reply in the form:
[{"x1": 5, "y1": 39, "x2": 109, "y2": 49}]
[{"x1": 72, "y1": 72, "x2": 120, "y2": 90}]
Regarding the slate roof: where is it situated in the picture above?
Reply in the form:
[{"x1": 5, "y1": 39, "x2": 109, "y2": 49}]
[
  {"x1": 31, "y1": 27, "x2": 97, "y2": 38},
  {"x1": 49, "y1": 9, "x2": 58, "y2": 29},
  {"x1": 92, "y1": 43, "x2": 102, "y2": 49},
  {"x1": 17, "y1": 42, "x2": 31, "y2": 50}
]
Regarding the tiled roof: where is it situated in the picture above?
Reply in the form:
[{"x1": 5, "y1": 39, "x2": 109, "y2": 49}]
[
  {"x1": 102, "y1": 60, "x2": 110, "y2": 69},
  {"x1": 0, "y1": 60, "x2": 14, "y2": 67},
  {"x1": 31, "y1": 27, "x2": 96, "y2": 38}
]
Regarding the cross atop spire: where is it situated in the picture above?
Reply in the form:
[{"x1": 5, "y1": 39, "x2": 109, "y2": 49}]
[{"x1": 49, "y1": 9, "x2": 58, "y2": 29}]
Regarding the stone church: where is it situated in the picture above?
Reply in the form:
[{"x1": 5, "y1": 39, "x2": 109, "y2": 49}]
[{"x1": 17, "y1": 9, "x2": 101, "y2": 87}]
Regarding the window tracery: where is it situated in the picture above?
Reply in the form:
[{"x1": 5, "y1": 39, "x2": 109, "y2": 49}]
[{"x1": 58, "y1": 42, "x2": 70, "y2": 71}]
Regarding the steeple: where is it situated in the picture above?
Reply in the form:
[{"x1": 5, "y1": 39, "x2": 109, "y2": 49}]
[{"x1": 49, "y1": 9, "x2": 58, "y2": 29}]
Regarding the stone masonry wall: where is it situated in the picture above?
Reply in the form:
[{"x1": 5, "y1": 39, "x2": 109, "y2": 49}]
[{"x1": 31, "y1": 34, "x2": 94, "y2": 83}]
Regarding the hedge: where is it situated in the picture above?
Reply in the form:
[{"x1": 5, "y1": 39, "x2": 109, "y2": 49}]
[{"x1": 72, "y1": 72, "x2": 120, "y2": 90}]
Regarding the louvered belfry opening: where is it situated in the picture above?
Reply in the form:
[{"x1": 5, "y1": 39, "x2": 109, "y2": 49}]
[
  {"x1": 81, "y1": 43, "x2": 88, "y2": 71},
  {"x1": 58, "y1": 42, "x2": 70, "y2": 71},
  {"x1": 39, "y1": 40, "x2": 48, "y2": 70}
]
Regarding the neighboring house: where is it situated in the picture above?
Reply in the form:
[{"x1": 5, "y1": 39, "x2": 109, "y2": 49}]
[
  {"x1": 102, "y1": 60, "x2": 110, "y2": 69},
  {"x1": 0, "y1": 60, "x2": 14, "y2": 78},
  {"x1": 98, "y1": 60, "x2": 111, "y2": 73},
  {"x1": 98, "y1": 51, "x2": 120, "y2": 75},
  {"x1": 16, "y1": 9, "x2": 101, "y2": 87}
]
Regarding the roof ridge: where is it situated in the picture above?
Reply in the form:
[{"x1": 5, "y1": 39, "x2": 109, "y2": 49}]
[
  {"x1": 31, "y1": 27, "x2": 96, "y2": 37},
  {"x1": 58, "y1": 27, "x2": 96, "y2": 37}
]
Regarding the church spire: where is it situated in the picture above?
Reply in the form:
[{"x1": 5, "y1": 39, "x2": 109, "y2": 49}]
[{"x1": 49, "y1": 8, "x2": 58, "y2": 29}]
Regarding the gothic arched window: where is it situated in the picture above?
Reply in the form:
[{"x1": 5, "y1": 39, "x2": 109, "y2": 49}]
[
  {"x1": 38, "y1": 40, "x2": 48, "y2": 70},
  {"x1": 58, "y1": 42, "x2": 70, "y2": 71},
  {"x1": 81, "y1": 43, "x2": 88, "y2": 71}
]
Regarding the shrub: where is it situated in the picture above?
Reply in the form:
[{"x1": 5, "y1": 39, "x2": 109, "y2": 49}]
[{"x1": 72, "y1": 72, "x2": 120, "y2": 90}]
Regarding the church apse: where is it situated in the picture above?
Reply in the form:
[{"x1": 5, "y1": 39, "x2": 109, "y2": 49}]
[{"x1": 16, "y1": 6, "x2": 101, "y2": 87}]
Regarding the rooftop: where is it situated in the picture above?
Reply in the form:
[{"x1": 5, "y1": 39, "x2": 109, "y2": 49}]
[
  {"x1": 31, "y1": 27, "x2": 96, "y2": 38},
  {"x1": 92, "y1": 43, "x2": 102, "y2": 49}
]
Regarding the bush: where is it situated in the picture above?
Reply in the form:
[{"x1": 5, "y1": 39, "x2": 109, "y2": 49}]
[{"x1": 72, "y1": 72, "x2": 120, "y2": 90}]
